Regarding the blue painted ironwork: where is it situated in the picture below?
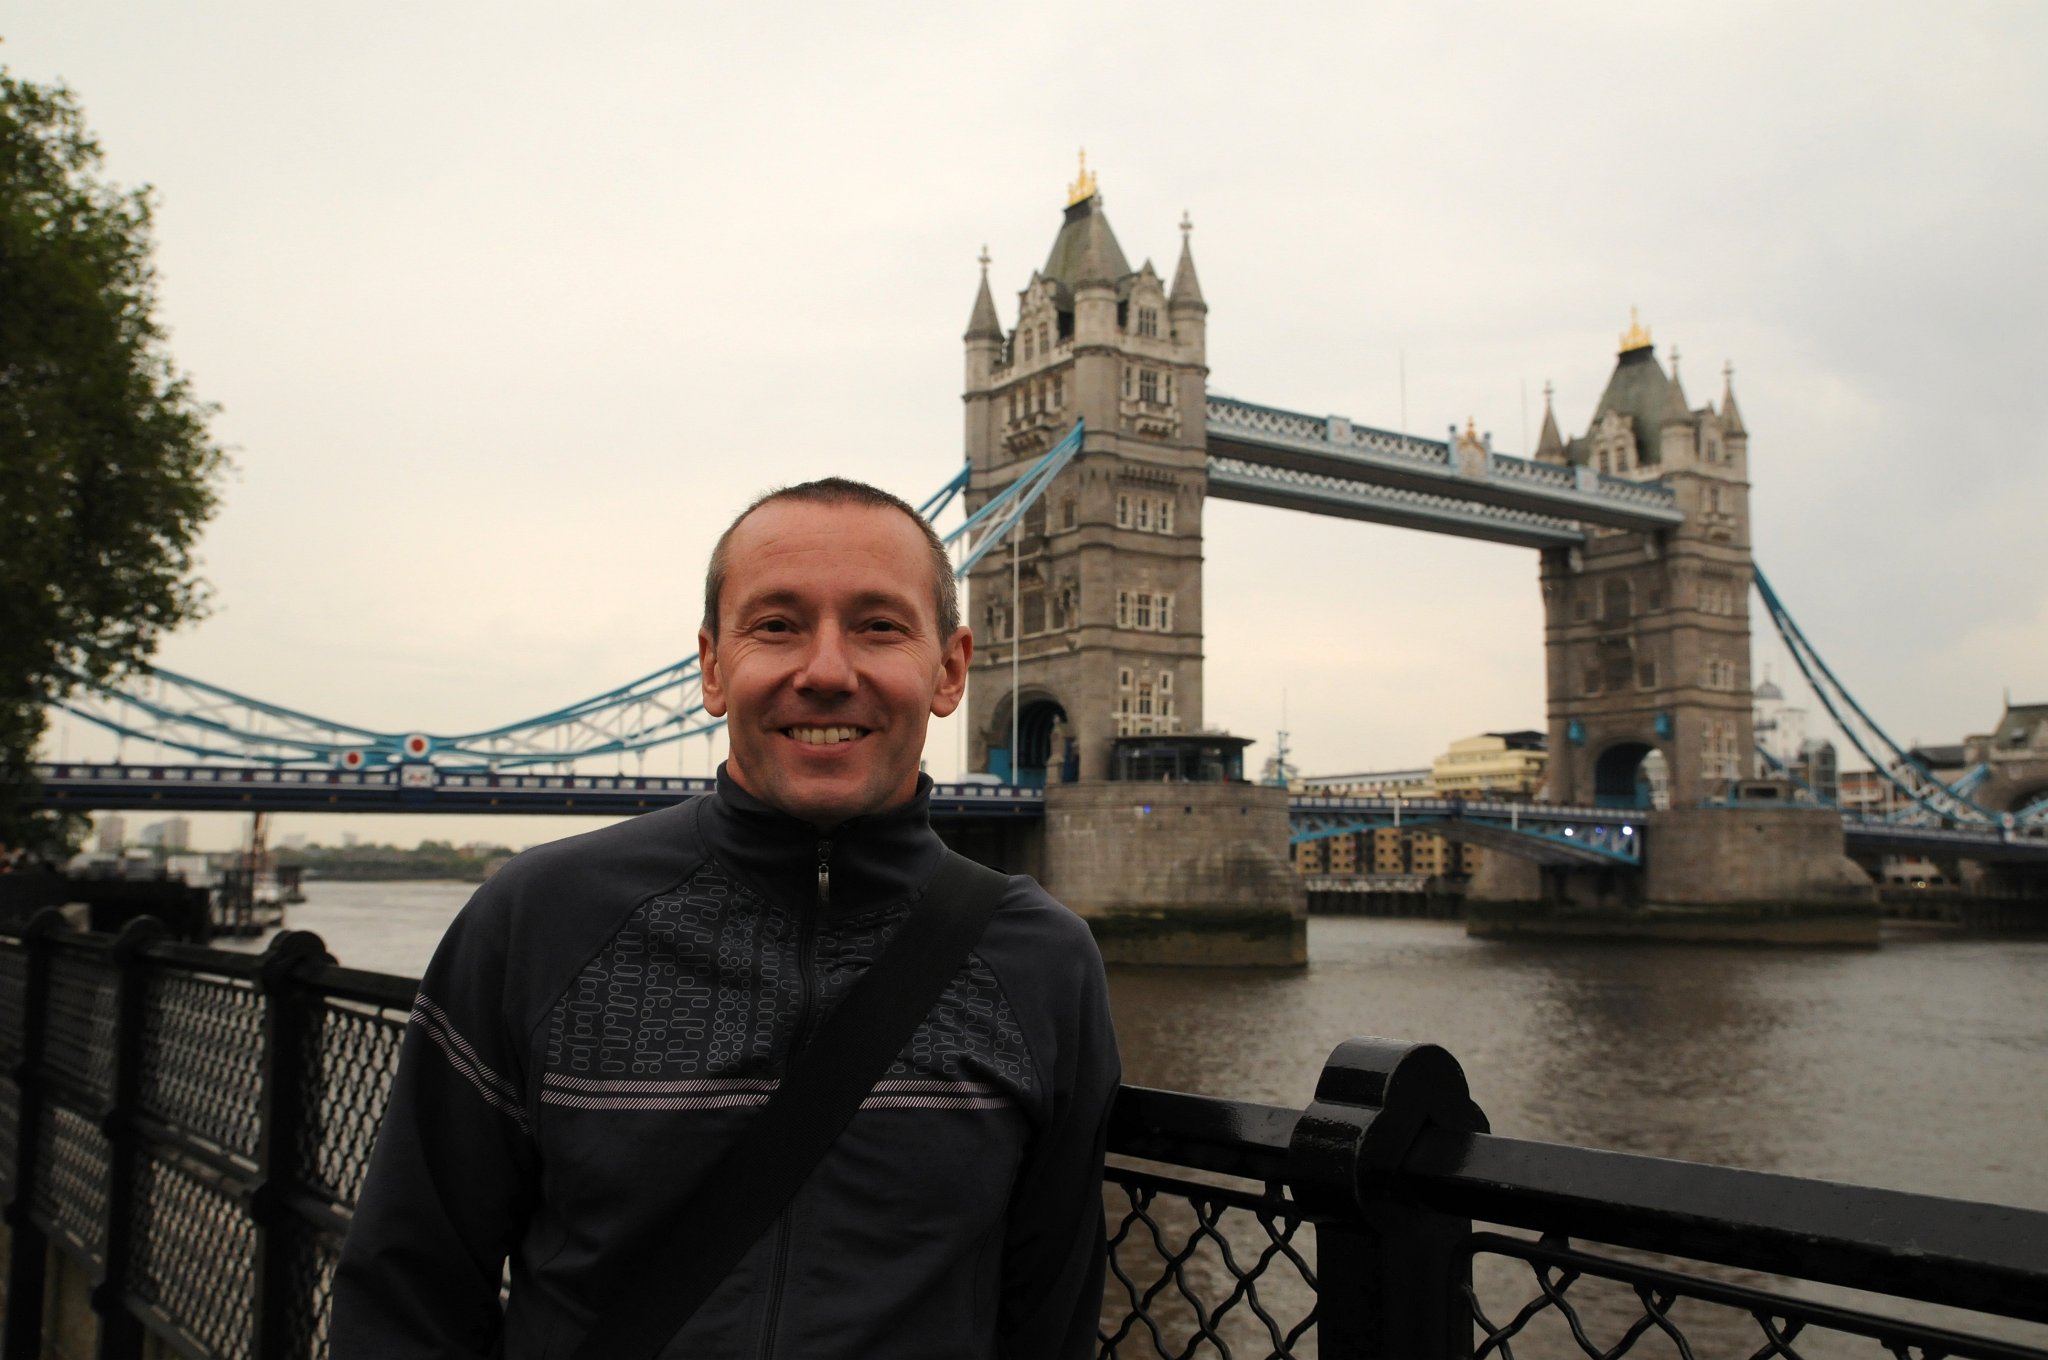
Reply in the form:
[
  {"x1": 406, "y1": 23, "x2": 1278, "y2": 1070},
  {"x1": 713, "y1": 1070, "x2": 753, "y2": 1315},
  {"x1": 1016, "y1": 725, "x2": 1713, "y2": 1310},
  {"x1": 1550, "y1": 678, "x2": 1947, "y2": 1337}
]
[
  {"x1": 916, "y1": 464, "x2": 969, "y2": 522},
  {"x1": 52, "y1": 429, "x2": 1083, "y2": 775},
  {"x1": 943, "y1": 419, "x2": 1083, "y2": 573},
  {"x1": 1288, "y1": 797, "x2": 1645, "y2": 868},
  {"x1": 1752, "y1": 569, "x2": 2035, "y2": 827}
]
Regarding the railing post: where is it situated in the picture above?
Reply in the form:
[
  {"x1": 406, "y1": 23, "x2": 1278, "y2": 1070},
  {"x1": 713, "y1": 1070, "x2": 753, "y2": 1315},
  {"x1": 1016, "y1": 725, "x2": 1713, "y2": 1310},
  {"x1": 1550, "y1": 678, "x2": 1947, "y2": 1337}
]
[
  {"x1": 92, "y1": 915, "x2": 165, "y2": 1360},
  {"x1": 1287, "y1": 1038, "x2": 1489, "y2": 1360},
  {"x1": 3, "y1": 910, "x2": 67, "y2": 1360},
  {"x1": 250, "y1": 931, "x2": 333, "y2": 1359}
]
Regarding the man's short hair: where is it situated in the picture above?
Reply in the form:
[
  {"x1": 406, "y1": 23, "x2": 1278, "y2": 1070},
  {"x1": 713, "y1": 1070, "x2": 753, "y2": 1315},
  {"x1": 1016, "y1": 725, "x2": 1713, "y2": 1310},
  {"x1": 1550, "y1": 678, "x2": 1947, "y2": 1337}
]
[{"x1": 702, "y1": 478, "x2": 961, "y2": 640}]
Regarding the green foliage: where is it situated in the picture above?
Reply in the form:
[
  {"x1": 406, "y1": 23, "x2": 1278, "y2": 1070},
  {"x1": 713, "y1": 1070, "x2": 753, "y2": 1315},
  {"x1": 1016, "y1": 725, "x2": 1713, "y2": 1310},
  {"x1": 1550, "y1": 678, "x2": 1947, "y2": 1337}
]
[{"x1": 0, "y1": 70, "x2": 227, "y2": 859}]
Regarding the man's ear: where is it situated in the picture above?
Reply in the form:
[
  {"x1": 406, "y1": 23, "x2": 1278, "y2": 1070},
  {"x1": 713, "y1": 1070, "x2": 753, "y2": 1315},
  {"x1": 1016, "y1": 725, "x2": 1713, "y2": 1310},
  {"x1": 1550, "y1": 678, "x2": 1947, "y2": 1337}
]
[
  {"x1": 699, "y1": 626, "x2": 728, "y2": 717},
  {"x1": 929, "y1": 626, "x2": 973, "y2": 718}
]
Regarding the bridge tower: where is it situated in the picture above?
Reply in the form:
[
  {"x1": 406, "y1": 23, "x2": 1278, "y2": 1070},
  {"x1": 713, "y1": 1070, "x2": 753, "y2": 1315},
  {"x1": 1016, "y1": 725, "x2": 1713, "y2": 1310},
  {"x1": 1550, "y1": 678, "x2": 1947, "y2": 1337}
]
[
  {"x1": 1474, "y1": 317, "x2": 1877, "y2": 942},
  {"x1": 962, "y1": 161, "x2": 1209, "y2": 784},
  {"x1": 1533, "y1": 317, "x2": 1756, "y2": 809}
]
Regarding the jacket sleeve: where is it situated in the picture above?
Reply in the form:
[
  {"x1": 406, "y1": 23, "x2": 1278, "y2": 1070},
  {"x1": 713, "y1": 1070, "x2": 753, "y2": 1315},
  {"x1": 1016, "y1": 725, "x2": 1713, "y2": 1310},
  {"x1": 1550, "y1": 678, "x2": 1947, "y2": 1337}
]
[
  {"x1": 329, "y1": 878, "x2": 541, "y2": 1359},
  {"x1": 996, "y1": 916, "x2": 1121, "y2": 1360}
]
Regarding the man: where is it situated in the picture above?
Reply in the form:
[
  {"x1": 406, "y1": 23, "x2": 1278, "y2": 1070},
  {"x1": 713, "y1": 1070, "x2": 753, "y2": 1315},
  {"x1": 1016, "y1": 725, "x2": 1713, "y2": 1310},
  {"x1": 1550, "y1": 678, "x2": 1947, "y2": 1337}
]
[{"x1": 332, "y1": 479, "x2": 1120, "y2": 1359}]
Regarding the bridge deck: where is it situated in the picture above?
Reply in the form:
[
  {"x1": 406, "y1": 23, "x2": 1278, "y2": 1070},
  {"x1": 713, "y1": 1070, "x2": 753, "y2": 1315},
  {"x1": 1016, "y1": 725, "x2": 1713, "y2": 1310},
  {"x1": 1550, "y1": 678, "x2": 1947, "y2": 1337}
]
[
  {"x1": 33, "y1": 765, "x2": 2046, "y2": 863},
  {"x1": 30, "y1": 763, "x2": 1046, "y2": 820}
]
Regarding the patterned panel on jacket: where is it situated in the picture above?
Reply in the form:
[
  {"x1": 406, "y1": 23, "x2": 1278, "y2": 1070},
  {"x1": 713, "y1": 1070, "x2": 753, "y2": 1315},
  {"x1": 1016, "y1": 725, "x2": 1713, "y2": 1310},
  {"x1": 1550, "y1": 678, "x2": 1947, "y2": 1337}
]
[{"x1": 538, "y1": 863, "x2": 1033, "y2": 1114}]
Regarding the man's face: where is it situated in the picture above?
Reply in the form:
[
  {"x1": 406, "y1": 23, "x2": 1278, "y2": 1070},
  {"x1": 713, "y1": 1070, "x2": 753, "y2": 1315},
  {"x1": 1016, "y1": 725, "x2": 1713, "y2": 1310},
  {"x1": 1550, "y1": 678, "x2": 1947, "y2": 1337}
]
[{"x1": 700, "y1": 500, "x2": 971, "y2": 828}]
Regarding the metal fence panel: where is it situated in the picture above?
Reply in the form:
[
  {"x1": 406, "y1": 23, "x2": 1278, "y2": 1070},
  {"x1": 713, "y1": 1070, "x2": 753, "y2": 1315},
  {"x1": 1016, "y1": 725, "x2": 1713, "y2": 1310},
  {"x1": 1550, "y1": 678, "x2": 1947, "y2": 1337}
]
[
  {"x1": 0, "y1": 923, "x2": 2044, "y2": 1360},
  {"x1": 139, "y1": 971, "x2": 266, "y2": 1164}
]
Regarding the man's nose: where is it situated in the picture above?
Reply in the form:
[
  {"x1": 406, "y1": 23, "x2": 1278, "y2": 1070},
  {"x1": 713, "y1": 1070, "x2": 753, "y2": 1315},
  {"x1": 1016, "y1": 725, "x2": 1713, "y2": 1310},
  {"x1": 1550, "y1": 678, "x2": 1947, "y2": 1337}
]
[{"x1": 794, "y1": 623, "x2": 856, "y2": 693}]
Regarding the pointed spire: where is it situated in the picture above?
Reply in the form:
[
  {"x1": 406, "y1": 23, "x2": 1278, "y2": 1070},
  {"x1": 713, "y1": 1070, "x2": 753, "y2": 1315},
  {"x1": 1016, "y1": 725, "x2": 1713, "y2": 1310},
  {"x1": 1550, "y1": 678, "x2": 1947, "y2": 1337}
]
[
  {"x1": 1169, "y1": 210, "x2": 1206, "y2": 311},
  {"x1": 1720, "y1": 359, "x2": 1746, "y2": 434},
  {"x1": 1660, "y1": 345, "x2": 1691, "y2": 424},
  {"x1": 1535, "y1": 380, "x2": 1564, "y2": 459},
  {"x1": 964, "y1": 246, "x2": 1002, "y2": 341}
]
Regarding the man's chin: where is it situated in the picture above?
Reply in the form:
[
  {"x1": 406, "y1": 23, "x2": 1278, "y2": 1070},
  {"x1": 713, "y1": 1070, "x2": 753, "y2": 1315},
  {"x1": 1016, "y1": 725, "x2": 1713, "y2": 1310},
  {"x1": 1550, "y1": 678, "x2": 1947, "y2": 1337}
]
[{"x1": 765, "y1": 776, "x2": 893, "y2": 830}]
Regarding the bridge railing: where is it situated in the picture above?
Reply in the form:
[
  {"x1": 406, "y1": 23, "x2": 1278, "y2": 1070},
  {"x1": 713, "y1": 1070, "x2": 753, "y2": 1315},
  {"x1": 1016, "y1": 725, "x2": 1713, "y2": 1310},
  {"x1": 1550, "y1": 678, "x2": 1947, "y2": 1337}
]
[{"x1": 1, "y1": 917, "x2": 2043, "y2": 1359}]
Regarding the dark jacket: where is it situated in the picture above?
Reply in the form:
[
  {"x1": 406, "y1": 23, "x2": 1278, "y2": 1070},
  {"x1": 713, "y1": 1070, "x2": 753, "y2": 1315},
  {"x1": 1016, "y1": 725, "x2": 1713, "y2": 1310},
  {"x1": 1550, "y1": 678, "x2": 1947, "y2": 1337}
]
[{"x1": 332, "y1": 771, "x2": 1119, "y2": 1359}]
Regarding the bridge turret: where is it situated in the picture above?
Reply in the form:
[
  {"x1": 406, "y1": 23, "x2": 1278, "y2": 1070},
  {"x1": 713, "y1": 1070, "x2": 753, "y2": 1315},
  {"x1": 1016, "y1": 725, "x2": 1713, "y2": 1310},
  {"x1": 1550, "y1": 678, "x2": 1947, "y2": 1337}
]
[
  {"x1": 964, "y1": 248, "x2": 1003, "y2": 388},
  {"x1": 1534, "y1": 382, "x2": 1565, "y2": 463},
  {"x1": 962, "y1": 249, "x2": 1006, "y2": 477},
  {"x1": 1168, "y1": 212, "x2": 1207, "y2": 362},
  {"x1": 1656, "y1": 348, "x2": 1693, "y2": 461},
  {"x1": 1719, "y1": 361, "x2": 1748, "y2": 470}
]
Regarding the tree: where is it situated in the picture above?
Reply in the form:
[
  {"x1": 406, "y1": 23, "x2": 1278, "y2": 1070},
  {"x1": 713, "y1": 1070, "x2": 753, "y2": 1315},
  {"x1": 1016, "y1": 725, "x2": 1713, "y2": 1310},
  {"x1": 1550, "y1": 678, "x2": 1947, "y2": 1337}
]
[{"x1": 0, "y1": 71, "x2": 227, "y2": 860}]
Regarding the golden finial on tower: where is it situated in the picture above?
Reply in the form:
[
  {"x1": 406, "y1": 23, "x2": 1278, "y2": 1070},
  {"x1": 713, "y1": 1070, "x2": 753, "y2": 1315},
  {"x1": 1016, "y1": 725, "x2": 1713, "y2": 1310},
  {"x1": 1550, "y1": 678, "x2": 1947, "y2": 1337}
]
[
  {"x1": 978, "y1": 245, "x2": 991, "y2": 277},
  {"x1": 1067, "y1": 149, "x2": 1099, "y2": 207},
  {"x1": 1620, "y1": 307, "x2": 1653, "y2": 353}
]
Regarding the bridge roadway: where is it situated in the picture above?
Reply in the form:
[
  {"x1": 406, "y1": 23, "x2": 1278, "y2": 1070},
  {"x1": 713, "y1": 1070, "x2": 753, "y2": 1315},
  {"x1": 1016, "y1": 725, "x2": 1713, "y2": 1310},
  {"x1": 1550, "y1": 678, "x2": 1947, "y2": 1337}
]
[
  {"x1": 40, "y1": 764, "x2": 2046, "y2": 865},
  {"x1": 29, "y1": 762, "x2": 1046, "y2": 821}
]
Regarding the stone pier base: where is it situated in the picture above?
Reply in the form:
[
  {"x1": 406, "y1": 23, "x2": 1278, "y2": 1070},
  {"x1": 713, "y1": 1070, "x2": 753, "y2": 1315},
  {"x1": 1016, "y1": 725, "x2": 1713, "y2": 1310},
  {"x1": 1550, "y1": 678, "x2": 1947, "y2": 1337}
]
[
  {"x1": 1468, "y1": 805, "x2": 1879, "y2": 945},
  {"x1": 1041, "y1": 782, "x2": 1307, "y2": 966}
]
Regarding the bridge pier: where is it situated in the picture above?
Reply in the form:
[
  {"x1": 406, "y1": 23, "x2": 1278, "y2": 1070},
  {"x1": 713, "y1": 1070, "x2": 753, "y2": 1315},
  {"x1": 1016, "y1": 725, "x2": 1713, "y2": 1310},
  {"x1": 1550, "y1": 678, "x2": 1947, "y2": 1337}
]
[
  {"x1": 1468, "y1": 805, "x2": 1879, "y2": 944},
  {"x1": 1038, "y1": 781, "x2": 1306, "y2": 966}
]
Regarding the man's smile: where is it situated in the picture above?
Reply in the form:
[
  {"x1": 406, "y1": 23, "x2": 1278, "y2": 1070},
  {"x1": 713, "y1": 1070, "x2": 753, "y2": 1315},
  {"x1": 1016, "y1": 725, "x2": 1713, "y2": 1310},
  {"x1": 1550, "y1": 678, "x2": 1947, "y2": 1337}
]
[{"x1": 781, "y1": 725, "x2": 872, "y2": 745}]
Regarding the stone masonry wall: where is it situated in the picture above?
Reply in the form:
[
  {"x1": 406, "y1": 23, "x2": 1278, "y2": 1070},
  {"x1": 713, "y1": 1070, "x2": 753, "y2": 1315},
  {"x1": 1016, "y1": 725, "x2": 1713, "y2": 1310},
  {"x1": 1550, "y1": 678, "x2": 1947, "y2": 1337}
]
[{"x1": 1042, "y1": 782, "x2": 1305, "y2": 965}]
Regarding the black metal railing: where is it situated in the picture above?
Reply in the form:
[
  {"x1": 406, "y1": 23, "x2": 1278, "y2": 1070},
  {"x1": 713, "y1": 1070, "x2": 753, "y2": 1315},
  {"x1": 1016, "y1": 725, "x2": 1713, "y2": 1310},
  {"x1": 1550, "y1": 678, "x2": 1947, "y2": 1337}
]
[{"x1": 2, "y1": 915, "x2": 2044, "y2": 1359}]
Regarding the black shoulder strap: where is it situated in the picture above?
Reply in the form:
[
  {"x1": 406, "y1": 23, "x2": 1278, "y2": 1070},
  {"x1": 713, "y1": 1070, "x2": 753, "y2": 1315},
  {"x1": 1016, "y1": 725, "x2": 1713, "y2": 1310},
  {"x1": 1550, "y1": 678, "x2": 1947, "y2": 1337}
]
[{"x1": 570, "y1": 849, "x2": 1010, "y2": 1360}]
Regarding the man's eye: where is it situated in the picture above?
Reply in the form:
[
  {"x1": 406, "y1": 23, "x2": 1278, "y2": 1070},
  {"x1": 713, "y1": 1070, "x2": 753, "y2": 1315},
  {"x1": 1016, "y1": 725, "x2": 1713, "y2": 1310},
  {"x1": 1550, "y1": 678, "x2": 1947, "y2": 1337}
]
[{"x1": 756, "y1": 618, "x2": 795, "y2": 634}]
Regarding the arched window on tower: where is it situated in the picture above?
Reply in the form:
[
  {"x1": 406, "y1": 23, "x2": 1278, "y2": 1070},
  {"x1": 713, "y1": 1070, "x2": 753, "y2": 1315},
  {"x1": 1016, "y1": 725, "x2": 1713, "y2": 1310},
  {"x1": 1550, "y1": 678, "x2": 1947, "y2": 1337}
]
[{"x1": 1038, "y1": 323, "x2": 1050, "y2": 354}]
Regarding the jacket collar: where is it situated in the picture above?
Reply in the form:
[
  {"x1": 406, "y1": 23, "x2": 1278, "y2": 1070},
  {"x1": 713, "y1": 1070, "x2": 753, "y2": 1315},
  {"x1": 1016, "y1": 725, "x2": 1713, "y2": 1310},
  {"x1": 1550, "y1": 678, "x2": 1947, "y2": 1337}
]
[{"x1": 699, "y1": 763, "x2": 947, "y2": 915}]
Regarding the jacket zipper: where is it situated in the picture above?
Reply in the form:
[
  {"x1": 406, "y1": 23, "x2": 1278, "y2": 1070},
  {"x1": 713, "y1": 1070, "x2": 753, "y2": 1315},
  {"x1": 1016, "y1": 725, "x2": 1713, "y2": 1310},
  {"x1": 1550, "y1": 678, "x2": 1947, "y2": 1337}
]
[{"x1": 757, "y1": 837, "x2": 830, "y2": 1359}]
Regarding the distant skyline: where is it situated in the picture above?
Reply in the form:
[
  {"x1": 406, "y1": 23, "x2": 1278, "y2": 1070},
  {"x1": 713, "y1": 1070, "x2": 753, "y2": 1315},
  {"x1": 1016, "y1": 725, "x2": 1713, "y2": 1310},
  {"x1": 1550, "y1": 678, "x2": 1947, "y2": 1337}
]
[{"x1": 12, "y1": 3, "x2": 2046, "y2": 852}]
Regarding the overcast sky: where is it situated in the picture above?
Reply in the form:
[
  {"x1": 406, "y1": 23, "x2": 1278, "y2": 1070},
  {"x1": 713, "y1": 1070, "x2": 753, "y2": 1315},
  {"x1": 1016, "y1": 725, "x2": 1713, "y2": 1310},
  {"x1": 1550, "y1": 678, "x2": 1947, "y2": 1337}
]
[{"x1": 13, "y1": 3, "x2": 2047, "y2": 851}]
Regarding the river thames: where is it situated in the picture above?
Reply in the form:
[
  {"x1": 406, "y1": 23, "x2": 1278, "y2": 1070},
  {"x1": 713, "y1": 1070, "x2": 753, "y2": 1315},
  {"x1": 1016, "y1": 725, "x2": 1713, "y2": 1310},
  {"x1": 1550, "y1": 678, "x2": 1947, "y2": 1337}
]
[{"x1": 242, "y1": 879, "x2": 2048, "y2": 1355}]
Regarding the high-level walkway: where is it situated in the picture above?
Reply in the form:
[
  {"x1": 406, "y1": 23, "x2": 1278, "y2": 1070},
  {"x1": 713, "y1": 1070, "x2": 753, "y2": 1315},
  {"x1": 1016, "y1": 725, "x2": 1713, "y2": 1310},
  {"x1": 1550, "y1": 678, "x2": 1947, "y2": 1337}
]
[{"x1": 1205, "y1": 396, "x2": 1685, "y2": 547}]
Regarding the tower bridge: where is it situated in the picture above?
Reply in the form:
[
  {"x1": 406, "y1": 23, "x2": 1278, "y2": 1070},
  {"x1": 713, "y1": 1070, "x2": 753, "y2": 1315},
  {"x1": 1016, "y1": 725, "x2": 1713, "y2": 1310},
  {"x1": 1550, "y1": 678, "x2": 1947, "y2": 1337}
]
[{"x1": 38, "y1": 164, "x2": 2046, "y2": 960}]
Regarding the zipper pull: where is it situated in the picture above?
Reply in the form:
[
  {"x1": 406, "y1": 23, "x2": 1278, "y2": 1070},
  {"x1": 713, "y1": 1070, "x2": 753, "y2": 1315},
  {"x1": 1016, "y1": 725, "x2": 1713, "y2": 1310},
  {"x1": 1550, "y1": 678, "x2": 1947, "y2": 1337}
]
[{"x1": 816, "y1": 838, "x2": 831, "y2": 907}]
